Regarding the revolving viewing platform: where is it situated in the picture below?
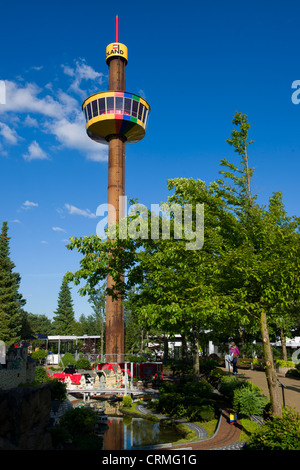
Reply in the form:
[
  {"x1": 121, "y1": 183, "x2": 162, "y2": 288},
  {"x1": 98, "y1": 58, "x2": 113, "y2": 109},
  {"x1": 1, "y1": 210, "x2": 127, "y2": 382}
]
[
  {"x1": 82, "y1": 15, "x2": 150, "y2": 145},
  {"x1": 82, "y1": 91, "x2": 150, "y2": 143}
]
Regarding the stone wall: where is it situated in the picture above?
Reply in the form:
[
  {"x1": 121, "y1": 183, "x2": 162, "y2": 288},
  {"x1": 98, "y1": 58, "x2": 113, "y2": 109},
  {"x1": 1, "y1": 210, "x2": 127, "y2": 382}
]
[
  {"x1": 0, "y1": 346, "x2": 36, "y2": 390},
  {"x1": 0, "y1": 364, "x2": 36, "y2": 390},
  {"x1": 0, "y1": 384, "x2": 53, "y2": 450}
]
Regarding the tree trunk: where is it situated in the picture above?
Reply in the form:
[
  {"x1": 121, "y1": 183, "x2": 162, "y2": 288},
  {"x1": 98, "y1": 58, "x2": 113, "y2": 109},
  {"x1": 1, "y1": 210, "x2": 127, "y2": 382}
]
[
  {"x1": 181, "y1": 333, "x2": 188, "y2": 364},
  {"x1": 140, "y1": 329, "x2": 144, "y2": 355},
  {"x1": 191, "y1": 330, "x2": 200, "y2": 381},
  {"x1": 100, "y1": 316, "x2": 104, "y2": 361},
  {"x1": 238, "y1": 328, "x2": 246, "y2": 359},
  {"x1": 280, "y1": 328, "x2": 288, "y2": 361},
  {"x1": 260, "y1": 310, "x2": 282, "y2": 416},
  {"x1": 163, "y1": 333, "x2": 169, "y2": 364}
]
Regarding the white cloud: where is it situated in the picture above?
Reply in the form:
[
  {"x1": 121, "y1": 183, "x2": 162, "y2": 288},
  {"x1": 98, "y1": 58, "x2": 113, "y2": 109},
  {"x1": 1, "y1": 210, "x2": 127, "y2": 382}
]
[
  {"x1": 45, "y1": 116, "x2": 107, "y2": 162},
  {"x1": 65, "y1": 203, "x2": 97, "y2": 218},
  {"x1": 0, "y1": 121, "x2": 19, "y2": 144},
  {"x1": 1, "y1": 81, "x2": 64, "y2": 119},
  {"x1": 62, "y1": 59, "x2": 104, "y2": 99},
  {"x1": 0, "y1": 59, "x2": 107, "y2": 162},
  {"x1": 23, "y1": 140, "x2": 48, "y2": 162},
  {"x1": 21, "y1": 200, "x2": 38, "y2": 209},
  {"x1": 52, "y1": 226, "x2": 67, "y2": 233},
  {"x1": 24, "y1": 115, "x2": 38, "y2": 127}
]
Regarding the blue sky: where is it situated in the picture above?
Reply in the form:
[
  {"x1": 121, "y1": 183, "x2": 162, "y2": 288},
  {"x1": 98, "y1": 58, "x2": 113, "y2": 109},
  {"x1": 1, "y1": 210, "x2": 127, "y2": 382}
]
[{"x1": 0, "y1": 0, "x2": 300, "y2": 320}]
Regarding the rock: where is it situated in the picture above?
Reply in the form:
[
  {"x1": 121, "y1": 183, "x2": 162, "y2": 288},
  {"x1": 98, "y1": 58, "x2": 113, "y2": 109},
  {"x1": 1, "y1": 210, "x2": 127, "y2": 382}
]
[{"x1": 0, "y1": 384, "x2": 53, "y2": 450}]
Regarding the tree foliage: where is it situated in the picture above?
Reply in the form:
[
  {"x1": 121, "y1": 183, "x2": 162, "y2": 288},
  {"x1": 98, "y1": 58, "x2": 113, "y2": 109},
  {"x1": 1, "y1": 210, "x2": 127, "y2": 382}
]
[
  {"x1": 52, "y1": 276, "x2": 76, "y2": 335},
  {"x1": 0, "y1": 222, "x2": 25, "y2": 345}
]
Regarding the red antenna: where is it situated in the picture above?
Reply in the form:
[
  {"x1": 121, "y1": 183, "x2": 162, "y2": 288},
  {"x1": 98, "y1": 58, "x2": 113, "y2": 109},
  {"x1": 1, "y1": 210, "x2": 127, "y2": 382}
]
[{"x1": 115, "y1": 15, "x2": 119, "y2": 43}]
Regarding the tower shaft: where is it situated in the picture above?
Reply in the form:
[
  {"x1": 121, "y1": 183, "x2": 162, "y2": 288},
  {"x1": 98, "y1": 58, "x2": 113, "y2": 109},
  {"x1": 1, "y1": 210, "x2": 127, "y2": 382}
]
[
  {"x1": 106, "y1": 50, "x2": 126, "y2": 363},
  {"x1": 109, "y1": 57, "x2": 125, "y2": 91},
  {"x1": 106, "y1": 136, "x2": 125, "y2": 363}
]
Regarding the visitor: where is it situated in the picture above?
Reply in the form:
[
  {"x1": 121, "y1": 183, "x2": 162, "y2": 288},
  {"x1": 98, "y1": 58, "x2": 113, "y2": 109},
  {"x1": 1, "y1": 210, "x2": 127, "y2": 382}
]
[{"x1": 229, "y1": 342, "x2": 240, "y2": 375}]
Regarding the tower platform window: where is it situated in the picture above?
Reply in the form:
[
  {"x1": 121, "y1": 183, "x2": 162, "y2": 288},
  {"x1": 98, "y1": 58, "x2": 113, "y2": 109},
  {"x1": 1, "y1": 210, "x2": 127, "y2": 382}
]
[{"x1": 82, "y1": 91, "x2": 150, "y2": 143}]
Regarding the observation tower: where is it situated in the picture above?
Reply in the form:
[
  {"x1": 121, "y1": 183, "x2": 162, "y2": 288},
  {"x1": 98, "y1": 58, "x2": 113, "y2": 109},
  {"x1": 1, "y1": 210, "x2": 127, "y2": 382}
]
[{"x1": 82, "y1": 16, "x2": 150, "y2": 363}]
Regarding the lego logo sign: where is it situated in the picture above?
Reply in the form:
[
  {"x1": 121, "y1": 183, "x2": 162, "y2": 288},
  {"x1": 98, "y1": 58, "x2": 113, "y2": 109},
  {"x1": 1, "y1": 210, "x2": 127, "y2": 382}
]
[{"x1": 106, "y1": 43, "x2": 128, "y2": 63}]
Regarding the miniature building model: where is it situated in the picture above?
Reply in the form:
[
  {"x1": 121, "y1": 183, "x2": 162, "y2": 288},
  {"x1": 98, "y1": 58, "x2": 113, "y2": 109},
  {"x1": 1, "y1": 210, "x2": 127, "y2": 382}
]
[{"x1": 97, "y1": 363, "x2": 123, "y2": 389}]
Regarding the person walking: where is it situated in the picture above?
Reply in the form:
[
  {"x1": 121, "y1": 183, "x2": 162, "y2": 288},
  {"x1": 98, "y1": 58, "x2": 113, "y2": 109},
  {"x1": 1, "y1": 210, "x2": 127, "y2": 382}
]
[{"x1": 230, "y1": 342, "x2": 240, "y2": 375}]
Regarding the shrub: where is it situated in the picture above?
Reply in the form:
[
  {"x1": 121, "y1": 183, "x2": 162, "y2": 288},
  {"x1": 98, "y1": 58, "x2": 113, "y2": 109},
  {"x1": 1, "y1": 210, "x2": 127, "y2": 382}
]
[
  {"x1": 159, "y1": 381, "x2": 177, "y2": 393},
  {"x1": 49, "y1": 378, "x2": 68, "y2": 401},
  {"x1": 35, "y1": 366, "x2": 49, "y2": 383},
  {"x1": 199, "y1": 357, "x2": 219, "y2": 374},
  {"x1": 60, "y1": 352, "x2": 76, "y2": 368},
  {"x1": 59, "y1": 407, "x2": 98, "y2": 439},
  {"x1": 181, "y1": 380, "x2": 214, "y2": 398},
  {"x1": 275, "y1": 360, "x2": 295, "y2": 368},
  {"x1": 49, "y1": 425, "x2": 71, "y2": 449},
  {"x1": 31, "y1": 349, "x2": 48, "y2": 364},
  {"x1": 246, "y1": 407, "x2": 300, "y2": 450},
  {"x1": 199, "y1": 404, "x2": 215, "y2": 421},
  {"x1": 122, "y1": 395, "x2": 133, "y2": 407},
  {"x1": 126, "y1": 355, "x2": 144, "y2": 363},
  {"x1": 252, "y1": 358, "x2": 265, "y2": 368},
  {"x1": 76, "y1": 358, "x2": 92, "y2": 370},
  {"x1": 34, "y1": 367, "x2": 67, "y2": 400},
  {"x1": 207, "y1": 367, "x2": 227, "y2": 388},
  {"x1": 218, "y1": 375, "x2": 248, "y2": 400},
  {"x1": 218, "y1": 375, "x2": 264, "y2": 408},
  {"x1": 286, "y1": 364, "x2": 300, "y2": 379},
  {"x1": 233, "y1": 387, "x2": 269, "y2": 416},
  {"x1": 154, "y1": 392, "x2": 216, "y2": 422},
  {"x1": 190, "y1": 404, "x2": 215, "y2": 422}
]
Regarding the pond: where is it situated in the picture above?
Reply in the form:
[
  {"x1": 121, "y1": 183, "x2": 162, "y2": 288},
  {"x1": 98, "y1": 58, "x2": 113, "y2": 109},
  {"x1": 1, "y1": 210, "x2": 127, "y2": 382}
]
[{"x1": 99, "y1": 416, "x2": 184, "y2": 450}]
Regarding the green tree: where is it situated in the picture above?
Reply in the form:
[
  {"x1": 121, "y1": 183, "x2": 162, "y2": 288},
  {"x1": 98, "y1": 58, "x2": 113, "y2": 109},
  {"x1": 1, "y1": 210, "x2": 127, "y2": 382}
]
[
  {"x1": 215, "y1": 112, "x2": 300, "y2": 416},
  {"x1": 0, "y1": 221, "x2": 25, "y2": 345},
  {"x1": 21, "y1": 311, "x2": 52, "y2": 338},
  {"x1": 52, "y1": 276, "x2": 76, "y2": 334}
]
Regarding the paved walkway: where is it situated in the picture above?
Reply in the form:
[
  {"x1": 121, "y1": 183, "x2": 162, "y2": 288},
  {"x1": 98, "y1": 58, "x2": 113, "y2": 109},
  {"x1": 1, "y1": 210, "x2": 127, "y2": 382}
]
[{"x1": 226, "y1": 367, "x2": 300, "y2": 413}]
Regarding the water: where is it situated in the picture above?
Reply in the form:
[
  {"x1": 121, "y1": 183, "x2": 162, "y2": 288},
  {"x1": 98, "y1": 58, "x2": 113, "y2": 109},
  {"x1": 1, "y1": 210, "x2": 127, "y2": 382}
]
[{"x1": 100, "y1": 416, "x2": 183, "y2": 450}]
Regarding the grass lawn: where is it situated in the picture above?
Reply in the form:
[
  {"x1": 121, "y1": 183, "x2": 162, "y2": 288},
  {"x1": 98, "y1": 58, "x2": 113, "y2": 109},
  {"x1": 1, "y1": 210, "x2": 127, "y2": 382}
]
[
  {"x1": 238, "y1": 418, "x2": 261, "y2": 442},
  {"x1": 196, "y1": 418, "x2": 218, "y2": 438}
]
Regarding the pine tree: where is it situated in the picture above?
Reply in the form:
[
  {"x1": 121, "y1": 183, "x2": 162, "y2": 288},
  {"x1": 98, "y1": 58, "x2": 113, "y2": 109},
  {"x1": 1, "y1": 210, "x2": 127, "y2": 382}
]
[
  {"x1": 52, "y1": 276, "x2": 76, "y2": 334},
  {"x1": 0, "y1": 221, "x2": 25, "y2": 345}
]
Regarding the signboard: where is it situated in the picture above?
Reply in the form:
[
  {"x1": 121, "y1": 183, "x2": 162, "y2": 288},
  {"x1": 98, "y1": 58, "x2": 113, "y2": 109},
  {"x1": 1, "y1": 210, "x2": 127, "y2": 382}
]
[{"x1": 106, "y1": 42, "x2": 128, "y2": 63}]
